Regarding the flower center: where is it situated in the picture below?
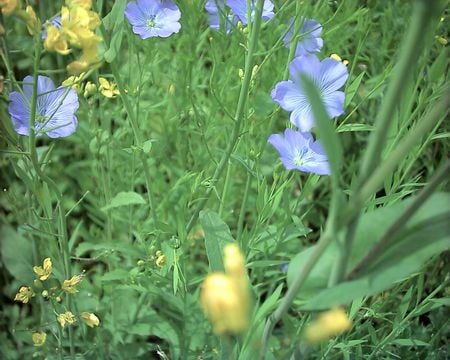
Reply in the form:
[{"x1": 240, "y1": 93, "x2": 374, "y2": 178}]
[
  {"x1": 146, "y1": 16, "x2": 156, "y2": 28},
  {"x1": 293, "y1": 147, "x2": 309, "y2": 166}
]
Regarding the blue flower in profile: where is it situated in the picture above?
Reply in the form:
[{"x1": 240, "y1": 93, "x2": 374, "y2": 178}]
[
  {"x1": 205, "y1": 0, "x2": 237, "y2": 32},
  {"x1": 8, "y1": 75, "x2": 79, "y2": 138},
  {"x1": 283, "y1": 18, "x2": 323, "y2": 56},
  {"x1": 125, "y1": 0, "x2": 181, "y2": 39},
  {"x1": 227, "y1": 0, "x2": 274, "y2": 25},
  {"x1": 271, "y1": 54, "x2": 349, "y2": 132},
  {"x1": 268, "y1": 129, "x2": 330, "y2": 175}
]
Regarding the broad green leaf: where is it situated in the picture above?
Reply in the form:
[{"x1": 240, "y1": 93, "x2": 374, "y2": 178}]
[
  {"x1": 101, "y1": 269, "x2": 129, "y2": 282},
  {"x1": 199, "y1": 210, "x2": 234, "y2": 272},
  {"x1": 428, "y1": 47, "x2": 448, "y2": 84},
  {"x1": 101, "y1": 191, "x2": 146, "y2": 211},
  {"x1": 344, "y1": 71, "x2": 365, "y2": 107},
  {"x1": 104, "y1": 23, "x2": 124, "y2": 63},
  {"x1": 0, "y1": 226, "x2": 34, "y2": 283},
  {"x1": 287, "y1": 193, "x2": 450, "y2": 309},
  {"x1": 102, "y1": 0, "x2": 127, "y2": 63},
  {"x1": 301, "y1": 75, "x2": 343, "y2": 177}
]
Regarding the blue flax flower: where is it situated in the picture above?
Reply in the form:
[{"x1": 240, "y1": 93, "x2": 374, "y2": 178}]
[
  {"x1": 125, "y1": 0, "x2": 181, "y2": 39},
  {"x1": 283, "y1": 17, "x2": 323, "y2": 56},
  {"x1": 42, "y1": 15, "x2": 62, "y2": 39},
  {"x1": 271, "y1": 54, "x2": 348, "y2": 132},
  {"x1": 227, "y1": 0, "x2": 274, "y2": 25},
  {"x1": 205, "y1": 0, "x2": 237, "y2": 32},
  {"x1": 268, "y1": 129, "x2": 330, "y2": 175},
  {"x1": 8, "y1": 75, "x2": 79, "y2": 138}
]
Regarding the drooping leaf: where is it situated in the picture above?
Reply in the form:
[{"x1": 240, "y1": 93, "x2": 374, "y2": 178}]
[{"x1": 101, "y1": 191, "x2": 146, "y2": 211}]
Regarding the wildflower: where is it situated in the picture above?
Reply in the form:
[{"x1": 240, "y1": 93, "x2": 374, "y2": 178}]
[
  {"x1": 60, "y1": 6, "x2": 101, "y2": 49},
  {"x1": 62, "y1": 73, "x2": 85, "y2": 93},
  {"x1": 44, "y1": 25, "x2": 71, "y2": 55},
  {"x1": 62, "y1": 274, "x2": 83, "y2": 293},
  {"x1": 304, "y1": 307, "x2": 351, "y2": 342},
  {"x1": 14, "y1": 286, "x2": 34, "y2": 304},
  {"x1": 66, "y1": 0, "x2": 92, "y2": 9},
  {"x1": 32, "y1": 332, "x2": 47, "y2": 347},
  {"x1": 33, "y1": 258, "x2": 53, "y2": 281},
  {"x1": 125, "y1": 0, "x2": 181, "y2": 39},
  {"x1": 57, "y1": 311, "x2": 76, "y2": 328},
  {"x1": 81, "y1": 312, "x2": 100, "y2": 327},
  {"x1": 268, "y1": 129, "x2": 330, "y2": 175},
  {"x1": 99, "y1": 77, "x2": 120, "y2": 98},
  {"x1": 22, "y1": 5, "x2": 41, "y2": 35},
  {"x1": 42, "y1": 16, "x2": 62, "y2": 39},
  {"x1": 200, "y1": 244, "x2": 250, "y2": 335},
  {"x1": 155, "y1": 251, "x2": 166, "y2": 267},
  {"x1": 227, "y1": 0, "x2": 274, "y2": 25},
  {"x1": 0, "y1": 0, "x2": 18, "y2": 15},
  {"x1": 8, "y1": 76, "x2": 79, "y2": 138},
  {"x1": 283, "y1": 18, "x2": 323, "y2": 56},
  {"x1": 67, "y1": 59, "x2": 91, "y2": 74},
  {"x1": 204, "y1": 0, "x2": 237, "y2": 32},
  {"x1": 271, "y1": 54, "x2": 349, "y2": 131},
  {"x1": 84, "y1": 81, "x2": 97, "y2": 97}
]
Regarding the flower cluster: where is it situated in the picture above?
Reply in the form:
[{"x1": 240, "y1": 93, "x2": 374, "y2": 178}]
[
  {"x1": 125, "y1": 0, "x2": 181, "y2": 39},
  {"x1": 43, "y1": 0, "x2": 102, "y2": 74},
  {"x1": 13, "y1": 257, "x2": 100, "y2": 348},
  {"x1": 200, "y1": 244, "x2": 251, "y2": 335},
  {"x1": 205, "y1": 0, "x2": 274, "y2": 31},
  {"x1": 269, "y1": 18, "x2": 349, "y2": 176}
]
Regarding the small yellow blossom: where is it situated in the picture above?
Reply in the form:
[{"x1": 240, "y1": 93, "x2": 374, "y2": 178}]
[
  {"x1": 33, "y1": 258, "x2": 52, "y2": 281},
  {"x1": 81, "y1": 312, "x2": 100, "y2": 328},
  {"x1": 304, "y1": 307, "x2": 352, "y2": 343},
  {"x1": 14, "y1": 286, "x2": 34, "y2": 304},
  {"x1": 84, "y1": 81, "x2": 97, "y2": 97},
  {"x1": 330, "y1": 53, "x2": 349, "y2": 66},
  {"x1": 435, "y1": 35, "x2": 448, "y2": 46},
  {"x1": 44, "y1": 26, "x2": 71, "y2": 55},
  {"x1": 57, "y1": 311, "x2": 76, "y2": 328},
  {"x1": 0, "y1": 0, "x2": 18, "y2": 16},
  {"x1": 99, "y1": 77, "x2": 120, "y2": 98},
  {"x1": 32, "y1": 332, "x2": 47, "y2": 346},
  {"x1": 156, "y1": 254, "x2": 166, "y2": 267},
  {"x1": 62, "y1": 274, "x2": 83, "y2": 293},
  {"x1": 62, "y1": 73, "x2": 86, "y2": 93},
  {"x1": 22, "y1": 6, "x2": 41, "y2": 36}
]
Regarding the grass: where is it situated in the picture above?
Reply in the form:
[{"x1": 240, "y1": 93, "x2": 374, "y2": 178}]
[{"x1": 0, "y1": 0, "x2": 449, "y2": 359}]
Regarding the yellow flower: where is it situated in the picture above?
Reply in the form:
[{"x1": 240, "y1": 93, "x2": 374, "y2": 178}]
[
  {"x1": 304, "y1": 307, "x2": 352, "y2": 343},
  {"x1": 83, "y1": 81, "x2": 97, "y2": 97},
  {"x1": 0, "y1": 0, "x2": 18, "y2": 16},
  {"x1": 200, "y1": 244, "x2": 250, "y2": 335},
  {"x1": 44, "y1": 26, "x2": 71, "y2": 55},
  {"x1": 33, "y1": 258, "x2": 52, "y2": 281},
  {"x1": 62, "y1": 73, "x2": 85, "y2": 93},
  {"x1": 21, "y1": 5, "x2": 41, "y2": 36},
  {"x1": 57, "y1": 311, "x2": 76, "y2": 328},
  {"x1": 435, "y1": 35, "x2": 448, "y2": 46},
  {"x1": 60, "y1": 6, "x2": 101, "y2": 48},
  {"x1": 32, "y1": 332, "x2": 47, "y2": 347},
  {"x1": 67, "y1": 59, "x2": 91, "y2": 75},
  {"x1": 66, "y1": 0, "x2": 92, "y2": 10},
  {"x1": 62, "y1": 274, "x2": 83, "y2": 293},
  {"x1": 156, "y1": 254, "x2": 166, "y2": 267},
  {"x1": 99, "y1": 77, "x2": 120, "y2": 98},
  {"x1": 81, "y1": 312, "x2": 100, "y2": 328},
  {"x1": 330, "y1": 53, "x2": 349, "y2": 66},
  {"x1": 14, "y1": 286, "x2": 34, "y2": 304}
]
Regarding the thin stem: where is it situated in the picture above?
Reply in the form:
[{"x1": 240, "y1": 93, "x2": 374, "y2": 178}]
[
  {"x1": 186, "y1": 0, "x2": 266, "y2": 233},
  {"x1": 345, "y1": 159, "x2": 450, "y2": 280}
]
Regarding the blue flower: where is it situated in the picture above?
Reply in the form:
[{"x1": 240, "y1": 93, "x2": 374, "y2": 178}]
[
  {"x1": 125, "y1": 0, "x2": 181, "y2": 39},
  {"x1": 271, "y1": 54, "x2": 349, "y2": 132},
  {"x1": 8, "y1": 75, "x2": 79, "y2": 138},
  {"x1": 204, "y1": 0, "x2": 237, "y2": 32},
  {"x1": 227, "y1": 0, "x2": 274, "y2": 25},
  {"x1": 268, "y1": 129, "x2": 330, "y2": 175},
  {"x1": 283, "y1": 18, "x2": 323, "y2": 56},
  {"x1": 42, "y1": 15, "x2": 62, "y2": 39}
]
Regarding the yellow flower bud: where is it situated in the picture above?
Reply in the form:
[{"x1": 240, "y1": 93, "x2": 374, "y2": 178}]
[
  {"x1": 200, "y1": 273, "x2": 249, "y2": 335},
  {"x1": 0, "y1": 0, "x2": 18, "y2": 16},
  {"x1": 81, "y1": 312, "x2": 100, "y2": 327},
  {"x1": 156, "y1": 254, "x2": 166, "y2": 267},
  {"x1": 304, "y1": 307, "x2": 351, "y2": 343},
  {"x1": 84, "y1": 81, "x2": 97, "y2": 97},
  {"x1": 24, "y1": 5, "x2": 41, "y2": 36},
  {"x1": 33, "y1": 257, "x2": 52, "y2": 281},
  {"x1": 224, "y1": 243, "x2": 246, "y2": 278},
  {"x1": 57, "y1": 311, "x2": 76, "y2": 328},
  {"x1": 67, "y1": 60, "x2": 91, "y2": 74},
  {"x1": 32, "y1": 331, "x2": 47, "y2": 346},
  {"x1": 435, "y1": 35, "x2": 448, "y2": 46}
]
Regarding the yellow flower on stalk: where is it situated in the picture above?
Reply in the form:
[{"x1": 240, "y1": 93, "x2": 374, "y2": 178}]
[
  {"x1": 62, "y1": 73, "x2": 86, "y2": 93},
  {"x1": 60, "y1": 6, "x2": 100, "y2": 48},
  {"x1": 17, "y1": 5, "x2": 41, "y2": 36},
  {"x1": 200, "y1": 243, "x2": 251, "y2": 335},
  {"x1": 32, "y1": 332, "x2": 47, "y2": 346},
  {"x1": 67, "y1": 60, "x2": 91, "y2": 75},
  {"x1": 57, "y1": 311, "x2": 76, "y2": 328},
  {"x1": 99, "y1": 77, "x2": 120, "y2": 98},
  {"x1": 66, "y1": 0, "x2": 92, "y2": 10},
  {"x1": 304, "y1": 307, "x2": 351, "y2": 343},
  {"x1": 33, "y1": 258, "x2": 52, "y2": 281},
  {"x1": 62, "y1": 274, "x2": 83, "y2": 293},
  {"x1": 81, "y1": 312, "x2": 100, "y2": 328},
  {"x1": 0, "y1": 0, "x2": 18, "y2": 16},
  {"x1": 83, "y1": 81, "x2": 97, "y2": 97},
  {"x1": 14, "y1": 286, "x2": 34, "y2": 304},
  {"x1": 44, "y1": 26, "x2": 71, "y2": 55}
]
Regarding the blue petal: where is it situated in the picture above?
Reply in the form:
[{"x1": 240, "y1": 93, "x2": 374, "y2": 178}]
[{"x1": 319, "y1": 58, "x2": 349, "y2": 94}]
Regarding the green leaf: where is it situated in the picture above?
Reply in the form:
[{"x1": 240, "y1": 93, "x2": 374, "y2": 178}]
[
  {"x1": 344, "y1": 71, "x2": 365, "y2": 107},
  {"x1": 142, "y1": 139, "x2": 153, "y2": 154},
  {"x1": 199, "y1": 210, "x2": 234, "y2": 272},
  {"x1": 390, "y1": 339, "x2": 430, "y2": 347},
  {"x1": 101, "y1": 191, "x2": 146, "y2": 211},
  {"x1": 300, "y1": 75, "x2": 343, "y2": 177},
  {"x1": 102, "y1": 0, "x2": 127, "y2": 63},
  {"x1": 287, "y1": 192, "x2": 450, "y2": 309},
  {"x1": 337, "y1": 123, "x2": 374, "y2": 132},
  {"x1": 104, "y1": 23, "x2": 124, "y2": 63},
  {"x1": 0, "y1": 226, "x2": 34, "y2": 283}
]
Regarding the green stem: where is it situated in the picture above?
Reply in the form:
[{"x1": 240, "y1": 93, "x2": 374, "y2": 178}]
[
  {"x1": 186, "y1": 0, "x2": 265, "y2": 233},
  {"x1": 218, "y1": 160, "x2": 232, "y2": 217}
]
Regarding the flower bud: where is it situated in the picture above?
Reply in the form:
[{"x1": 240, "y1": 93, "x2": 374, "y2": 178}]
[
  {"x1": 32, "y1": 331, "x2": 47, "y2": 346},
  {"x1": 304, "y1": 307, "x2": 351, "y2": 343}
]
